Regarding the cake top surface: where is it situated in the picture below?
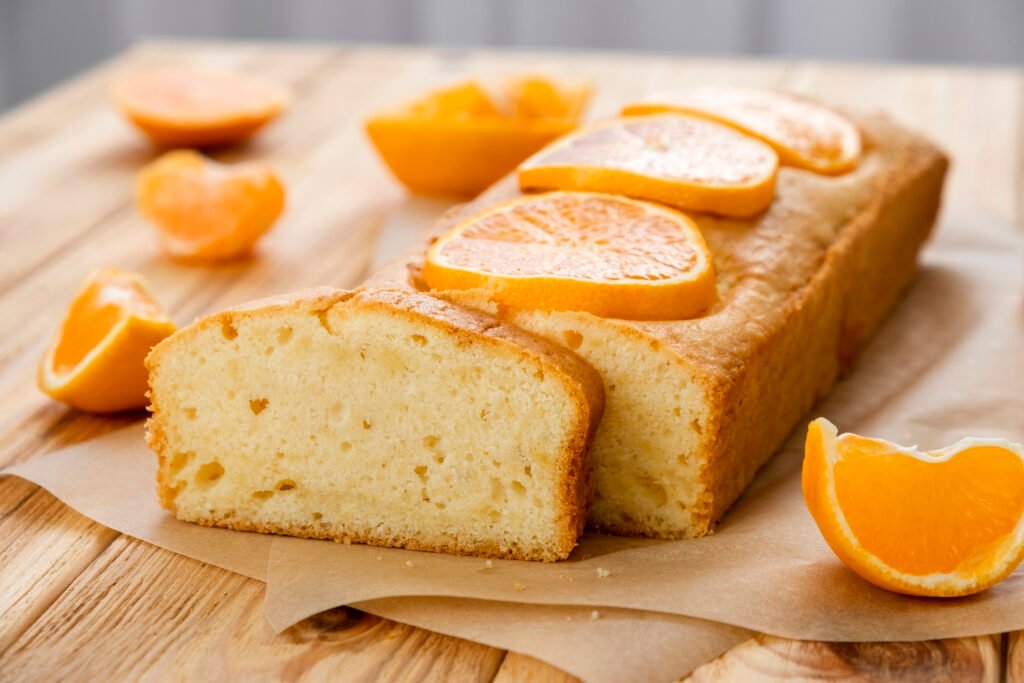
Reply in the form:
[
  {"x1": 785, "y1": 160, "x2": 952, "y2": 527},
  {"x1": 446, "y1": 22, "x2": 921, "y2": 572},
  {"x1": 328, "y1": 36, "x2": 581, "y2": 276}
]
[{"x1": 367, "y1": 109, "x2": 947, "y2": 384}]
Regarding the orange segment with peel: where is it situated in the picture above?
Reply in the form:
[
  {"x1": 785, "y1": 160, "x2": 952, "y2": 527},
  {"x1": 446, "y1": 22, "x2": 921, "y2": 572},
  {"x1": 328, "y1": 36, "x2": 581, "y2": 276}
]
[
  {"x1": 517, "y1": 114, "x2": 778, "y2": 218},
  {"x1": 39, "y1": 269, "x2": 176, "y2": 413},
  {"x1": 803, "y1": 417, "x2": 1024, "y2": 597},
  {"x1": 365, "y1": 77, "x2": 591, "y2": 198},
  {"x1": 112, "y1": 67, "x2": 290, "y2": 148},
  {"x1": 623, "y1": 87, "x2": 861, "y2": 175},
  {"x1": 136, "y1": 150, "x2": 285, "y2": 263},
  {"x1": 423, "y1": 191, "x2": 715, "y2": 321}
]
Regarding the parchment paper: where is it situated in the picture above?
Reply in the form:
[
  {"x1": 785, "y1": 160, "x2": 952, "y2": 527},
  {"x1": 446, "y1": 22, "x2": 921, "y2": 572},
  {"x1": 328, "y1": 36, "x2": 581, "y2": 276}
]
[{"x1": 3, "y1": 206, "x2": 1022, "y2": 682}]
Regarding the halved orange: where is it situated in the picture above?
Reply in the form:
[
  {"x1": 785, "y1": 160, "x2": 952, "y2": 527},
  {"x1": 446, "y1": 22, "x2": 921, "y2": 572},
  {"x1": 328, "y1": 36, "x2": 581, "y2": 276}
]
[
  {"x1": 517, "y1": 114, "x2": 778, "y2": 218},
  {"x1": 136, "y1": 149, "x2": 286, "y2": 263},
  {"x1": 113, "y1": 67, "x2": 291, "y2": 148},
  {"x1": 366, "y1": 77, "x2": 591, "y2": 198},
  {"x1": 39, "y1": 269, "x2": 177, "y2": 413},
  {"x1": 803, "y1": 417, "x2": 1024, "y2": 597},
  {"x1": 623, "y1": 87, "x2": 861, "y2": 175},
  {"x1": 423, "y1": 191, "x2": 715, "y2": 320}
]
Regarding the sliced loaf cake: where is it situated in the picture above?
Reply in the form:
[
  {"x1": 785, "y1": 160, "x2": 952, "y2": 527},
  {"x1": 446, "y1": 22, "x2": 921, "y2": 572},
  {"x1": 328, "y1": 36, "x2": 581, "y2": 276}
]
[{"x1": 146, "y1": 288, "x2": 603, "y2": 561}]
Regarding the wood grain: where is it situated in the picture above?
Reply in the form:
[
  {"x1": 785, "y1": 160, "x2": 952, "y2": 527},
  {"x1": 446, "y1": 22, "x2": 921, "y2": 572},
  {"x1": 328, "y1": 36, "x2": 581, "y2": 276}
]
[
  {"x1": 493, "y1": 653, "x2": 581, "y2": 683},
  {"x1": 1009, "y1": 631, "x2": 1023, "y2": 683},
  {"x1": 686, "y1": 633, "x2": 1002, "y2": 683},
  {"x1": 0, "y1": 41, "x2": 1019, "y2": 682},
  {"x1": 0, "y1": 481, "x2": 117, "y2": 654},
  {"x1": 0, "y1": 536, "x2": 505, "y2": 683}
]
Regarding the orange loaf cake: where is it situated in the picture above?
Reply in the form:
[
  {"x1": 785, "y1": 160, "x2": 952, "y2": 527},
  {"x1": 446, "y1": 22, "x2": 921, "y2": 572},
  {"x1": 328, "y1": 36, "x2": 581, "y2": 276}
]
[
  {"x1": 368, "y1": 107, "x2": 949, "y2": 539},
  {"x1": 146, "y1": 288, "x2": 603, "y2": 561}
]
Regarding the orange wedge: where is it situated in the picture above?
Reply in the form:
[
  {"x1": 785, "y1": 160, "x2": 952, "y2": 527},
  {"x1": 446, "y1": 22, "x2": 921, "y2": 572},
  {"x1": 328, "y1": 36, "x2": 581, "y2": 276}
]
[
  {"x1": 366, "y1": 77, "x2": 590, "y2": 198},
  {"x1": 623, "y1": 87, "x2": 861, "y2": 175},
  {"x1": 136, "y1": 150, "x2": 286, "y2": 263},
  {"x1": 423, "y1": 191, "x2": 715, "y2": 320},
  {"x1": 39, "y1": 269, "x2": 176, "y2": 413},
  {"x1": 803, "y1": 418, "x2": 1024, "y2": 597},
  {"x1": 517, "y1": 114, "x2": 778, "y2": 218},
  {"x1": 113, "y1": 67, "x2": 290, "y2": 148}
]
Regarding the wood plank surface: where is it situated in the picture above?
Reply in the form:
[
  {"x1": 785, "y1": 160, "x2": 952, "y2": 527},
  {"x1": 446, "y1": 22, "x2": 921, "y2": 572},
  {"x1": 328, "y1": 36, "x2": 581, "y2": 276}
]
[
  {"x1": 0, "y1": 41, "x2": 1020, "y2": 682},
  {"x1": 686, "y1": 634, "x2": 1002, "y2": 682}
]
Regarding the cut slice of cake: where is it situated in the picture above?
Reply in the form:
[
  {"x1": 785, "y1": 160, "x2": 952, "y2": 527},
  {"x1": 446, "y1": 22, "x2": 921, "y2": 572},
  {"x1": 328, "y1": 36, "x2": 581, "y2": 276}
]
[{"x1": 146, "y1": 288, "x2": 603, "y2": 561}]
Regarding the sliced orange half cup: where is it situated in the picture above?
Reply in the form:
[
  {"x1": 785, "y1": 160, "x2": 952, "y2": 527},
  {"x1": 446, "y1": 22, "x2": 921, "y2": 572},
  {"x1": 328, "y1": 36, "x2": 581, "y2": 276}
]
[
  {"x1": 803, "y1": 417, "x2": 1024, "y2": 597},
  {"x1": 39, "y1": 269, "x2": 177, "y2": 413},
  {"x1": 623, "y1": 87, "x2": 861, "y2": 175},
  {"x1": 113, "y1": 67, "x2": 291, "y2": 148},
  {"x1": 423, "y1": 191, "x2": 716, "y2": 321},
  {"x1": 517, "y1": 114, "x2": 778, "y2": 218},
  {"x1": 366, "y1": 78, "x2": 591, "y2": 198}
]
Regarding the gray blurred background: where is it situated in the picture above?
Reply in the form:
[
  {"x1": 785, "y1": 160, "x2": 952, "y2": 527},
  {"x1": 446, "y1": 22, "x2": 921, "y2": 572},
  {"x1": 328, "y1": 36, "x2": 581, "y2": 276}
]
[{"x1": 1, "y1": 0, "x2": 1022, "y2": 112}]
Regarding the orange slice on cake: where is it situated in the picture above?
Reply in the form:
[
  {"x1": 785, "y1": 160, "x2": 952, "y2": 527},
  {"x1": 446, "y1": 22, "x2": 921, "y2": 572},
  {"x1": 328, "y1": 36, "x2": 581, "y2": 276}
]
[
  {"x1": 623, "y1": 87, "x2": 861, "y2": 175},
  {"x1": 39, "y1": 269, "x2": 177, "y2": 413},
  {"x1": 517, "y1": 114, "x2": 778, "y2": 218},
  {"x1": 423, "y1": 191, "x2": 715, "y2": 320},
  {"x1": 136, "y1": 150, "x2": 286, "y2": 263},
  {"x1": 113, "y1": 67, "x2": 290, "y2": 148},
  {"x1": 366, "y1": 77, "x2": 590, "y2": 198},
  {"x1": 803, "y1": 417, "x2": 1024, "y2": 597}
]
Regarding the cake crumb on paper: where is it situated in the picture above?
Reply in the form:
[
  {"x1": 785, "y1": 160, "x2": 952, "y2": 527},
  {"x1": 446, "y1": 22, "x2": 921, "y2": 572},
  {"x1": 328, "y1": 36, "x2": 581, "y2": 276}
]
[
  {"x1": 343, "y1": 536, "x2": 352, "y2": 545},
  {"x1": 596, "y1": 567, "x2": 611, "y2": 578},
  {"x1": 405, "y1": 560, "x2": 414, "y2": 568},
  {"x1": 590, "y1": 610, "x2": 600, "y2": 621},
  {"x1": 376, "y1": 556, "x2": 383, "y2": 561},
  {"x1": 513, "y1": 582, "x2": 526, "y2": 592},
  {"x1": 485, "y1": 560, "x2": 493, "y2": 568}
]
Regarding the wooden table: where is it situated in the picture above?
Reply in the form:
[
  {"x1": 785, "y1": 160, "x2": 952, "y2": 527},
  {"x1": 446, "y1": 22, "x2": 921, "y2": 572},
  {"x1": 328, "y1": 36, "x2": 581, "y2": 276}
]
[{"x1": 0, "y1": 42, "x2": 1020, "y2": 682}]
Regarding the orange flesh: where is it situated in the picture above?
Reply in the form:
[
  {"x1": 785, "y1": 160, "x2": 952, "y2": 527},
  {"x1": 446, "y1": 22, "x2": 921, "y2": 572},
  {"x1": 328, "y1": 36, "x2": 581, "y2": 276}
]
[
  {"x1": 52, "y1": 278, "x2": 159, "y2": 374},
  {"x1": 436, "y1": 193, "x2": 702, "y2": 281},
  {"x1": 407, "y1": 82, "x2": 502, "y2": 118},
  {"x1": 835, "y1": 443, "x2": 1024, "y2": 576},
  {"x1": 524, "y1": 114, "x2": 776, "y2": 187},
  {"x1": 117, "y1": 69, "x2": 286, "y2": 125},
  {"x1": 433, "y1": 193, "x2": 705, "y2": 282}
]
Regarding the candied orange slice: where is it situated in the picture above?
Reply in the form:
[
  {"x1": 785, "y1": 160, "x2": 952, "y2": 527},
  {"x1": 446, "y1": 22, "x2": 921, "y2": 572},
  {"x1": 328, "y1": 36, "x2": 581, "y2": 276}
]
[
  {"x1": 113, "y1": 67, "x2": 290, "y2": 147},
  {"x1": 803, "y1": 417, "x2": 1024, "y2": 597},
  {"x1": 623, "y1": 87, "x2": 861, "y2": 175},
  {"x1": 423, "y1": 191, "x2": 715, "y2": 320},
  {"x1": 517, "y1": 114, "x2": 778, "y2": 218},
  {"x1": 365, "y1": 77, "x2": 591, "y2": 198},
  {"x1": 136, "y1": 150, "x2": 285, "y2": 263},
  {"x1": 39, "y1": 269, "x2": 176, "y2": 413}
]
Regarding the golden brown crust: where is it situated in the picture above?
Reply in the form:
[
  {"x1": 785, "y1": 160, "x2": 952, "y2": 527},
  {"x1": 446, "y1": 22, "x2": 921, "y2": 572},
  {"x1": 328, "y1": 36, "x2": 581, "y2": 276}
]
[
  {"x1": 146, "y1": 287, "x2": 603, "y2": 561},
  {"x1": 364, "y1": 108, "x2": 949, "y2": 538}
]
